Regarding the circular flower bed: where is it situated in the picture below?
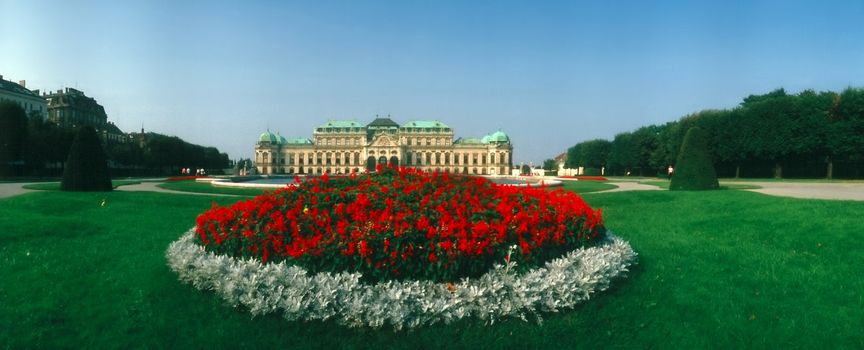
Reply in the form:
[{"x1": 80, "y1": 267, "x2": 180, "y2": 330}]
[{"x1": 167, "y1": 166, "x2": 636, "y2": 328}]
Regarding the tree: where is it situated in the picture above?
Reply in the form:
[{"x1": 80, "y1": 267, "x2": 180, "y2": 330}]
[
  {"x1": 829, "y1": 88, "x2": 864, "y2": 178},
  {"x1": 61, "y1": 126, "x2": 112, "y2": 191},
  {"x1": 566, "y1": 139, "x2": 611, "y2": 170},
  {"x1": 0, "y1": 101, "x2": 28, "y2": 177},
  {"x1": 670, "y1": 127, "x2": 719, "y2": 191},
  {"x1": 542, "y1": 158, "x2": 556, "y2": 171}
]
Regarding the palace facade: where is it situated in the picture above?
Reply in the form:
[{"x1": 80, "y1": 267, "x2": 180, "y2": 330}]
[
  {"x1": 0, "y1": 75, "x2": 47, "y2": 120},
  {"x1": 255, "y1": 117, "x2": 513, "y2": 175}
]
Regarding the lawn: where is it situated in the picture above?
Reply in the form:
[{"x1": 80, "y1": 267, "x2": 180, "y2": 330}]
[
  {"x1": 0, "y1": 189, "x2": 862, "y2": 348},
  {"x1": 557, "y1": 180, "x2": 618, "y2": 193},
  {"x1": 22, "y1": 180, "x2": 142, "y2": 191},
  {"x1": 157, "y1": 180, "x2": 271, "y2": 196}
]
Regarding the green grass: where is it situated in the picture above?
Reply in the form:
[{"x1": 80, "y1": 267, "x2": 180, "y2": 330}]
[
  {"x1": 1, "y1": 189, "x2": 862, "y2": 348},
  {"x1": 558, "y1": 180, "x2": 618, "y2": 193},
  {"x1": 157, "y1": 180, "x2": 270, "y2": 196},
  {"x1": 22, "y1": 180, "x2": 142, "y2": 191}
]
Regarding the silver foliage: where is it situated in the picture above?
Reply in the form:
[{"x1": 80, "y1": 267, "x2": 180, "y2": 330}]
[{"x1": 166, "y1": 228, "x2": 637, "y2": 330}]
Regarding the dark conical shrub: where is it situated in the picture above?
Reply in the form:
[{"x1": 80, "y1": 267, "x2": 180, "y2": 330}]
[
  {"x1": 670, "y1": 127, "x2": 719, "y2": 191},
  {"x1": 61, "y1": 126, "x2": 112, "y2": 191}
]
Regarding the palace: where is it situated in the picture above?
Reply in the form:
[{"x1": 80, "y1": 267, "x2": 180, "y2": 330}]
[{"x1": 255, "y1": 117, "x2": 512, "y2": 175}]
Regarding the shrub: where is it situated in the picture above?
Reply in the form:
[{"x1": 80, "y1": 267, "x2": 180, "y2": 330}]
[
  {"x1": 0, "y1": 101, "x2": 28, "y2": 177},
  {"x1": 61, "y1": 126, "x2": 112, "y2": 192},
  {"x1": 194, "y1": 166, "x2": 606, "y2": 283},
  {"x1": 583, "y1": 167, "x2": 603, "y2": 176},
  {"x1": 670, "y1": 127, "x2": 719, "y2": 191}
]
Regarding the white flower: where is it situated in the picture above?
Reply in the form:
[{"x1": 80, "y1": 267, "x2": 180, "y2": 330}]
[{"x1": 166, "y1": 228, "x2": 637, "y2": 330}]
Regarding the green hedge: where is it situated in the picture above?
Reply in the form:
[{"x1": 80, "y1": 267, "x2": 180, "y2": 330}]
[
  {"x1": 61, "y1": 127, "x2": 112, "y2": 192},
  {"x1": 670, "y1": 127, "x2": 719, "y2": 191}
]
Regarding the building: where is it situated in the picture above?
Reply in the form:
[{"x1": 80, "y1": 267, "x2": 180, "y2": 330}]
[
  {"x1": 44, "y1": 87, "x2": 126, "y2": 143},
  {"x1": 554, "y1": 152, "x2": 584, "y2": 176},
  {"x1": 255, "y1": 117, "x2": 513, "y2": 175},
  {"x1": 0, "y1": 75, "x2": 47, "y2": 120}
]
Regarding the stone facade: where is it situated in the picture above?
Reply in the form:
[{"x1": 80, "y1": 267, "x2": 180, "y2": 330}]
[
  {"x1": 0, "y1": 75, "x2": 47, "y2": 120},
  {"x1": 256, "y1": 117, "x2": 513, "y2": 175},
  {"x1": 44, "y1": 87, "x2": 126, "y2": 143}
]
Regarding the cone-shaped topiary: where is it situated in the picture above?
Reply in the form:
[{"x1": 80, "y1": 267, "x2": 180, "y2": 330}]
[
  {"x1": 61, "y1": 126, "x2": 112, "y2": 191},
  {"x1": 670, "y1": 126, "x2": 719, "y2": 191}
]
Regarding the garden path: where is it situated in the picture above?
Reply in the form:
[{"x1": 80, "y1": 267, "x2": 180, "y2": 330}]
[
  {"x1": 596, "y1": 182, "x2": 662, "y2": 193},
  {"x1": 0, "y1": 182, "x2": 37, "y2": 199},
  {"x1": 4, "y1": 179, "x2": 864, "y2": 201},
  {"x1": 726, "y1": 181, "x2": 864, "y2": 201},
  {"x1": 116, "y1": 181, "x2": 243, "y2": 197}
]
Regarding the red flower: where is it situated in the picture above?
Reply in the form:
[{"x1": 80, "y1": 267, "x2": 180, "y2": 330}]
[{"x1": 193, "y1": 166, "x2": 606, "y2": 283}]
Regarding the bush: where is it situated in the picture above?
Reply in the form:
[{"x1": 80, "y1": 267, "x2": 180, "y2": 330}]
[
  {"x1": 0, "y1": 101, "x2": 28, "y2": 177},
  {"x1": 670, "y1": 127, "x2": 719, "y2": 191},
  {"x1": 583, "y1": 167, "x2": 602, "y2": 176},
  {"x1": 61, "y1": 126, "x2": 112, "y2": 191},
  {"x1": 195, "y1": 166, "x2": 606, "y2": 283}
]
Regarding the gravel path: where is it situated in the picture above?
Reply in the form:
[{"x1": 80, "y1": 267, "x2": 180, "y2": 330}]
[
  {"x1": 0, "y1": 182, "x2": 40, "y2": 199},
  {"x1": 596, "y1": 182, "x2": 662, "y2": 193},
  {"x1": 1, "y1": 180, "x2": 242, "y2": 199},
  {"x1": 4, "y1": 179, "x2": 864, "y2": 201},
  {"x1": 115, "y1": 182, "x2": 243, "y2": 197},
  {"x1": 725, "y1": 181, "x2": 864, "y2": 201}
]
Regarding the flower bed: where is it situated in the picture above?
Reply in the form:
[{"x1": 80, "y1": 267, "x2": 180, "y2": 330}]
[
  {"x1": 169, "y1": 166, "x2": 636, "y2": 328},
  {"x1": 193, "y1": 167, "x2": 606, "y2": 283}
]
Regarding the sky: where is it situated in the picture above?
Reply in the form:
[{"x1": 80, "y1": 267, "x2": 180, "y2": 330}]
[{"x1": 2, "y1": 0, "x2": 863, "y2": 164}]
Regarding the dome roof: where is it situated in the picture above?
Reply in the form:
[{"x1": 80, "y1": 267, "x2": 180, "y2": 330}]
[
  {"x1": 487, "y1": 130, "x2": 510, "y2": 143},
  {"x1": 277, "y1": 133, "x2": 288, "y2": 145},
  {"x1": 480, "y1": 134, "x2": 491, "y2": 143},
  {"x1": 258, "y1": 130, "x2": 278, "y2": 144}
]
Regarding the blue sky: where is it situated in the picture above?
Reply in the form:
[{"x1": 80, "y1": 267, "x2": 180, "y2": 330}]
[{"x1": 2, "y1": 0, "x2": 863, "y2": 163}]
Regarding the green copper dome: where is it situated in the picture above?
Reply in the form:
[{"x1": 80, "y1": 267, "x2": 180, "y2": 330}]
[
  {"x1": 487, "y1": 130, "x2": 510, "y2": 143},
  {"x1": 276, "y1": 133, "x2": 288, "y2": 145},
  {"x1": 258, "y1": 130, "x2": 279, "y2": 144}
]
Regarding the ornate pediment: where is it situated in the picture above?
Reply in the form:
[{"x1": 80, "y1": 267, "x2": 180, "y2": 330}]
[{"x1": 371, "y1": 134, "x2": 398, "y2": 147}]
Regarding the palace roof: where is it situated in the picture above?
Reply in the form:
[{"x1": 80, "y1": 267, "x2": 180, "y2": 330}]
[
  {"x1": 367, "y1": 117, "x2": 399, "y2": 128},
  {"x1": 401, "y1": 120, "x2": 451, "y2": 130},
  {"x1": 317, "y1": 120, "x2": 363, "y2": 129}
]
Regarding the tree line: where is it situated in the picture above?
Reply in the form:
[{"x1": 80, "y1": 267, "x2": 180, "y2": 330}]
[
  {"x1": 1, "y1": 101, "x2": 230, "y2": 177},
  {"x1": 562, "y1": 88, "x2": 864, "y2": 179}
]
